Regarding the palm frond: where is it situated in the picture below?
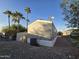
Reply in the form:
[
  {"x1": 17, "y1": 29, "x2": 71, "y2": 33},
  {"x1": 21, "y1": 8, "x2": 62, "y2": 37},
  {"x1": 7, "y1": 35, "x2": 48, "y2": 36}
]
[
  {"x1": 3, "y1": 10, "x2": 12, "y2": 15},
  {"x1": 25, "y1": 7, "x2": 31, "y2": 14}
]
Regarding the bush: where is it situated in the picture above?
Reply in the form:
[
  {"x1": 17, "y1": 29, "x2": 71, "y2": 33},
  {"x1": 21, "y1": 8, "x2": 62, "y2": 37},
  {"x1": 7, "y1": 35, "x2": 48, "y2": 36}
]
[
  {"x1": 70, "y1": 29, "x2": 79, "y2": 47},
  {"x1": 57, "y1": 31, "x2": 63, "y2": 36},
  {"x1": 2, "y1": 24, "x2": 26, "y2": 40}
]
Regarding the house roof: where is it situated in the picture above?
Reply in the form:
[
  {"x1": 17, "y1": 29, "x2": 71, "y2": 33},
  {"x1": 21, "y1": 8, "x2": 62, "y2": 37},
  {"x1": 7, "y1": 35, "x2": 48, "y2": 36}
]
[{"x1": 28, "y1": 20, "x2": 57, "y2": 40}]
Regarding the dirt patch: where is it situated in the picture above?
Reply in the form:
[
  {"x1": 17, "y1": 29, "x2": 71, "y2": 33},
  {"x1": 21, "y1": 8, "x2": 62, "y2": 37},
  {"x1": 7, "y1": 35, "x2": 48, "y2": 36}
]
[{"x1": 0, "y1": 41, "x2": 78, "y2": 59}]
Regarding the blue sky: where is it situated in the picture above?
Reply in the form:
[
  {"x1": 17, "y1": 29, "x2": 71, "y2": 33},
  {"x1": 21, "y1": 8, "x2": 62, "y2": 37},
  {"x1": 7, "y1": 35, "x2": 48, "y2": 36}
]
[{"x1": 0, "y1": 0, "x2": 67, "y2": 31}]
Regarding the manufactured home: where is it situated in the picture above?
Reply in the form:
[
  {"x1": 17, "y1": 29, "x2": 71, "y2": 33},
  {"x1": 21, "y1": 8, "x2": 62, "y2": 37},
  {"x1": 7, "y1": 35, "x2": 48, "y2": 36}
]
[{"x1": 17, "y1": 19, "x2": 57, "y2": 47}]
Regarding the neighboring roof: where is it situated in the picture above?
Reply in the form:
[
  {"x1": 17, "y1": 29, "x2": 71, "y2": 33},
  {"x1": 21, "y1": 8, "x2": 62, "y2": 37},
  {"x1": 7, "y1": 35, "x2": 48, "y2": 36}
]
[
  {"x1": 28, "y1": 20, "x2": 57, "y2": 39},
  {"x1": 63, "y1": 29, "x2": 74, "y2": 35}
]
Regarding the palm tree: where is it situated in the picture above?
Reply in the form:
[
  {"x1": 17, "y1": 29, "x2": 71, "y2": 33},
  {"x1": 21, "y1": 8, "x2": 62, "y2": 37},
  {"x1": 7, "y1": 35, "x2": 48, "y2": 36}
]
[
  {"x1": 3, "y1": 10, "x2": 12, "y2": 30},
  {"x1": 24, "y1": 7, "x2": 31, "y2": 32},
  {"x1": 11, "y1": 11, "x2": 25, "y2": 32}
]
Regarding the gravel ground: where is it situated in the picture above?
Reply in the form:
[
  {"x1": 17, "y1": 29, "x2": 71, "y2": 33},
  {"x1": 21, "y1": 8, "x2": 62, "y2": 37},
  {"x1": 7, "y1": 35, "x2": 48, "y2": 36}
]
[
  {"x1": 0, "y1": 41, "x2": 78, "y2": 59},
  {"x1": 54, "y1": 36, "x2": 72, "y2": 47}
]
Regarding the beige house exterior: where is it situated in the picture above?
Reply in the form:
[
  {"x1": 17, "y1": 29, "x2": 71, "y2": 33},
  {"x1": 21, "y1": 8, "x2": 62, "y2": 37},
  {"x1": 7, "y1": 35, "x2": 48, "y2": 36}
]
[
  {"x1": 0, "y1": 28, "x2": 2, "y2": 32},
  {"x1": 28, "y1": 20, "x2": 57, "y2": 39},
  {"x1": 17, "y1": 19, "x2": 57, "y2": 47}
]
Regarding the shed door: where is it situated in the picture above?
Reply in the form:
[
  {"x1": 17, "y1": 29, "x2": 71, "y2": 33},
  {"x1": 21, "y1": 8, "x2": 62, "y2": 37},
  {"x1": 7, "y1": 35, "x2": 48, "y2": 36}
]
[{"x1": 30, "y1": 38, "x2": 38, "y2": 46}]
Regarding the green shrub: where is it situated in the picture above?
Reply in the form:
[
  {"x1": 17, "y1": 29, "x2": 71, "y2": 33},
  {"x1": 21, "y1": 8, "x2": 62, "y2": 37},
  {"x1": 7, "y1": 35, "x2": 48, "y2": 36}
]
[
  {"x1": 70, "y1": 29, "x2": 79, "y2": 47},
  {"x1": 2, "y1": 24, "x2": 26, "y2": 40}
]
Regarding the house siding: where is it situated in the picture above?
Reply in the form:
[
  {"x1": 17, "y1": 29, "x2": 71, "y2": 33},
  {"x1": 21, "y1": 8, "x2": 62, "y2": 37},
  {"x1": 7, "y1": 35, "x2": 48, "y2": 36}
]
[{"x1": 27, "y1": 36, "x2": 57, "y2": 47}]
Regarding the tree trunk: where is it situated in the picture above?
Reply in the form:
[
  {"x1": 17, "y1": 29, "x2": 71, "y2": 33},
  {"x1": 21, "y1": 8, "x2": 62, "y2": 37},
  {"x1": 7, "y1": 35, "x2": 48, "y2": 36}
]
[
  {"x1": 8, "y1": 15, "x2": 10, "y2": 30},
  {"x1": 27, "y1": 13, "x2": 28, "y2": 32},
  {"x1": 17, "y1": 20, "x2": 20, "y2": 32}
]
